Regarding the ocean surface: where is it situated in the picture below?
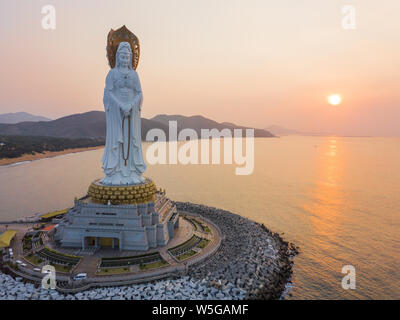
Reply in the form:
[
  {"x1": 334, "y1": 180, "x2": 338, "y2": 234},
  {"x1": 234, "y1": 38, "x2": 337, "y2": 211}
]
[{"x1": 0, "y1": 136, "x2": 399, "y2": 299}]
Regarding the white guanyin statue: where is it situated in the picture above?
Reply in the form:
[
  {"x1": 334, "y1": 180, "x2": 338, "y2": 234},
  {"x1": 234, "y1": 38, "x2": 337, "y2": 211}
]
[{"x1": 100, "y1": 38, "x2": 146, "y2": 185}]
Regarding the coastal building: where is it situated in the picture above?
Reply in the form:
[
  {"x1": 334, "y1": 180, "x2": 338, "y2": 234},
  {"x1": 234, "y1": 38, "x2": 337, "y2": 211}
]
[{"x1": 55, "y1": 186, "x2": 179, "y2": 251}]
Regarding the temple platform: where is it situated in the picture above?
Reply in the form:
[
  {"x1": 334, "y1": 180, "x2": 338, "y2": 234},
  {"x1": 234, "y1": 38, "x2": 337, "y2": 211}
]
[{"x1": 55, "y1": 186, "x2": 179, "y2": 251}]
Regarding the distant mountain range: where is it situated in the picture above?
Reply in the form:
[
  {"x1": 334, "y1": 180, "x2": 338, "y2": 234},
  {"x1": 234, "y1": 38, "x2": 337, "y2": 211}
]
[
  {"x1": 0, "y1": 112, "x2": 51, "y2": 124},
  {"x1": 265, "y1": 125, "x2": 327, "y2": 136},
  {"x1": 151, "y1": 114, "x2": 274, "y2": 138},
  {"x1": 265, "y1": 125, "x2": 303, "y2": 136},
  {"x1": 0, "y1": 111, "x2": 274, "y2": 140}
]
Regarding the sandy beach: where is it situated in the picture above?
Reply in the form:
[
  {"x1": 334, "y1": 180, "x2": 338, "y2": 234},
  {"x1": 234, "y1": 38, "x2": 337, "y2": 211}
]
[{"x1": 0, "y1": 146, "x2": 104, "y2": 166}]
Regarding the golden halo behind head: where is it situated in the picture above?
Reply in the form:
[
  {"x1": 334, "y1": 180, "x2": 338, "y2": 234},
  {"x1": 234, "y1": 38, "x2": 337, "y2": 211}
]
[{"x1": 107, "y1": 25, "x2": 140, "y2": 70}]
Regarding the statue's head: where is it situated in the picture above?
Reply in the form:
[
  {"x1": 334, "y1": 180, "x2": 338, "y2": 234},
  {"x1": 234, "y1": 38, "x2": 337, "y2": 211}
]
[
  {"x1": 107, "y1": 26, "x2": 140, "y2": 69},
  {"x1": 116, "y1": 42, "x2": 132, "y2": 69}
]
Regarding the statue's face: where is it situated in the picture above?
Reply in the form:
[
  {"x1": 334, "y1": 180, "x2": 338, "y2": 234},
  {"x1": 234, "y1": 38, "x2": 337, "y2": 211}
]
[{"x1": 118, "y1": 51, "x2": 131, "y2": 68}]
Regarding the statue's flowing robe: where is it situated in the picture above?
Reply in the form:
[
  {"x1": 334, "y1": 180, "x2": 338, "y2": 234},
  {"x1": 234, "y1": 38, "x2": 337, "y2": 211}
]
[{"x1": 101, "y1": 68, "x2": 146, "y2": 185}]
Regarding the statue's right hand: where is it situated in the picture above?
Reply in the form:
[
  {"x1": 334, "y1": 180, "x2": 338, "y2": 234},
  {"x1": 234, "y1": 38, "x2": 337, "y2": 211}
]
[
  {"x1": 120, "y1": 103, "x2": 131, "y2": 116},
  {"x1": 119, "y1": 103, "x2": 128, "y2": 112}
]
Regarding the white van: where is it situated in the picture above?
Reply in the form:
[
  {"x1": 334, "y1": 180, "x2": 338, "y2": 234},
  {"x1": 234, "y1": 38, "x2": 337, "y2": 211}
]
[{"x1": 73, "y1": 273, "x2": 87, "y2": 281}]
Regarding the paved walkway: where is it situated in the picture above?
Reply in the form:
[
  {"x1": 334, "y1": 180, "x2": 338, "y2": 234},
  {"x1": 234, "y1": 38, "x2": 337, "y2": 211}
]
[
  {"x1": 74, "y1": 256, "x2": 100, "y2": 277},
  {"x1": 159, "y1": 250, "x2": 177, "y2": 264},
  {"x1": 3, "y1": 212, "x2": 222, "y2": 286},
  {"x1": 2, "y1": 223, "x2": 34, "y2": 261}
]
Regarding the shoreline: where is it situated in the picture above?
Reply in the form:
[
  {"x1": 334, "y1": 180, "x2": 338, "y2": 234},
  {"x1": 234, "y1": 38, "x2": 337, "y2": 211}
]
[
  {"x1": 0, "y1": 136, "x2": 279, "y2": 167},
  {"x1": 0, "y1": 146, "x2": 104, "y2": 166}
]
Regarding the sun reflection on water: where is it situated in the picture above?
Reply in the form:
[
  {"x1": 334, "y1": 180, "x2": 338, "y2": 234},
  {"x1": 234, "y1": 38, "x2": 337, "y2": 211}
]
[{"x1": 301, "y1": 138, "x2": 346, "y2": 292}]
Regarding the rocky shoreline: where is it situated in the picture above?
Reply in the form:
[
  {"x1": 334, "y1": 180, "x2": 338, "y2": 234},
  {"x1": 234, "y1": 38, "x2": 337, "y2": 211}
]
[
  {"x1": 0, "y1": 272, "x2": 246, "y2": 300},
  {"x1": 0, "y1": 202, "x2": 298, "y2": 300},
  {"x1": 175, "y1": 202, "x2": 299, "y2": 300}
]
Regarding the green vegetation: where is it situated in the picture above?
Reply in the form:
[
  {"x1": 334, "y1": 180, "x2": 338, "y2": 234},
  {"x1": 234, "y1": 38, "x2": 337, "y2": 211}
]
[
  {"x1": 183, "y1": 216, "x2": 211, "y2": 233},
  {"x1": 97, "y1": 267, "x2": 130, "y2": 275},
  {"x1": 182, "y1": 216, "x2": 197, "y2": 230},
  {"x1": 0, "y1": 135, "x2": 104, "y2": 159},
  {"x1": 177, "y1": 250, "x2": 197, "y2": 261},
  {"x1": 50, "y1": 263, "x2": 72, "y2": 273},
  {"x1": 23, "y1": 236, "x2": 32, "y2": 251},
  {"x1": 43, "y1": 247, "x2": 81, "y2": 259},
  {"x1": 102, "y1": 251, "x2": 160, "y2": 260},
  {"x1": 192, "y1": 218, "x2": 211, "y2": 233},
  {"x1": 40, "y1": 209, "x2": 69, "y2": 221},
  {"x1": 8, "y1": 262, "x2": 18, "y2": 270},
  {"x1": 100, "y1": 252, "x2": 163, "y2": 268},
  {"x1": 197, "y1": 239, "x2": 210, "y2": 249},
  {"x1": 139, "y1": 260, "x2": 169, "y2": 271},
  {"x1": 168, "y1": 235, "x2": 206, "y2": 260},
  {"x1": 168, "y1": 235, "x2": 203, "y2": 255},
  {"x1": 35, "y1": 247, "x2": 81, "y2": 267},
  {"x1": 24, "y1": 254, "x2": 43, "y2": 266}
]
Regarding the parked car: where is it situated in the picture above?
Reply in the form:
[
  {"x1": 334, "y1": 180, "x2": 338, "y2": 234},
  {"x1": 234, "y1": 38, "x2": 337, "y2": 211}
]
[
  {"x1": 73, "y1": 273, "x2": 87, "y2": 281},
  {"x1": 33, "y1": 268, "x2": 41, "y2": 272},
  {"x1": 20, "y1": 263, "x2": 27, "y2": 267},
  {"x1": 15, "y1": 260, "x2": 22, "y2": 264}
]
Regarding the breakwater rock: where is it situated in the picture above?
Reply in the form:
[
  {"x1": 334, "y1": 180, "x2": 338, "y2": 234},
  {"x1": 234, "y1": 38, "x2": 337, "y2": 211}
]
[
  {"x1": 0, "y1": 272, "x2": 245, "y2": 300},
  {"x1": 174, "y1": 202, "x2": 299, "y2": 300}
]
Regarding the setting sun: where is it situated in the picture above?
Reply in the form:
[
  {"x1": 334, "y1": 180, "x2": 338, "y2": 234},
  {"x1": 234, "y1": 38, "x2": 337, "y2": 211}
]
[{"x1": 328, "y1": 94, "x2": 342, "y2": 106}]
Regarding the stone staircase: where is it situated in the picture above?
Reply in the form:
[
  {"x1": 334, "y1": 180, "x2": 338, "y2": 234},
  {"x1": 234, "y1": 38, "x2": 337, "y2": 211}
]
[
  {"x1": 73, "y1": 256, "x2": 100, "y2": 277},
  {"x1": 159, "y1": 250, "x2": 177, "y2": 264},
  {"x1": 74, "y1": 246, "x2": 98, "y2": 256}
]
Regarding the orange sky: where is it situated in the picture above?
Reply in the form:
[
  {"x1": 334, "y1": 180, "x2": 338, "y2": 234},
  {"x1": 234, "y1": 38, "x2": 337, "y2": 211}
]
[{"x1": 0, "y1": 0, "x2": 399, "y2": 136}]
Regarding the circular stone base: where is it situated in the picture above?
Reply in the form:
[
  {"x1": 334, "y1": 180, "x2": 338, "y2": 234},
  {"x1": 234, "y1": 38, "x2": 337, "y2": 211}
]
[{"x1": 87, "y1": 178, "x2": 157, "y2": 205}]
